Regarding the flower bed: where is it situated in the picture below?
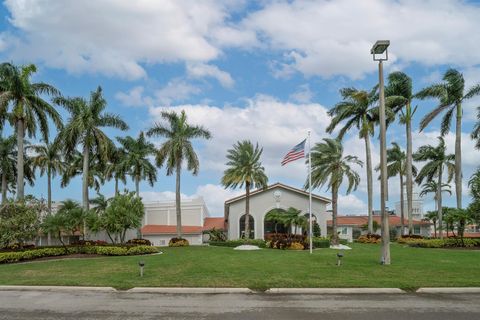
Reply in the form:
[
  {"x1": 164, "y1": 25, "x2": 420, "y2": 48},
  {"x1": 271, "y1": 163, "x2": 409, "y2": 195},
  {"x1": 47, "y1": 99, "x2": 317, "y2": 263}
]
[
  {"x1": 356, "y1": 234, "x2": 381, "y2": 244},
  {"x1": 0, "y1": 245, "x2": 159, "y2": 264},
  {"x1": 400, "y1": 238, "x2": 480, "y2": 248}
]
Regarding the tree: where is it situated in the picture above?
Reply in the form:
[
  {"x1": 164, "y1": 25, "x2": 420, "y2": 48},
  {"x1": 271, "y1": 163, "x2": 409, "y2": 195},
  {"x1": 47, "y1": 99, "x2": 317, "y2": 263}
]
[
  {"x1": 424, "y1": 211, "x2": 439, "y2": 238},
  {"x1": 375, "y1": 142, "x2": 417, "y2": 235},
  {"x1": 147, "y1": 110, "x2": 211, "y2": 238},
  {"x1": 117, "y1": 132, "x2": 157, "y2": 197},
  {"x1": 327, "y1": 87, "x2": 377, "y2": 234},
  {"x1": 413, "y1": 137, "x2": 455, "y2": 239},
  {"x1": 0, "y1": 135, "x2": 17, "y2": 203},
  {"x1": 54, "y1": 87, "x2": 128, "y2": 212},
  {"x1": 56, "y1": 199, "x2": 86, "y2": 240},
  {"x1": 61, "y1": 151, "x2": 106, "y2": 195},
  {"x1": 30, "y1": 142, "x2": 66, "y2": 214},
  {"x1": 0, "y1": 63, "x2": 62, "y2": 200},
  {"x1": 385, "y1": 71, "x2": 417, "y2": 237},
  {"x1": 416, "y1": 69, "x2": 480, "y2": 209},
  {"x1": 307, "y1": 138, "x2": 362, "y2": 245},
  {"x1": 104, "y1": 145, "x2": 127, "y2": 196},
  {"x1": 221, "y1": 140, "x2": 268, "y2": 239},
  {"x1": 419, "y1": 181, "x2": 452, "y2": 211}
]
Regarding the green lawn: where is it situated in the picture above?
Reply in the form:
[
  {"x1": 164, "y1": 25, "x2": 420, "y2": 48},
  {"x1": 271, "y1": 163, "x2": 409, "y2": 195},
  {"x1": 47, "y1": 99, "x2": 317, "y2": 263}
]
[{"x1": 0, "y1": 243, "x2": 479, "y2": 290}]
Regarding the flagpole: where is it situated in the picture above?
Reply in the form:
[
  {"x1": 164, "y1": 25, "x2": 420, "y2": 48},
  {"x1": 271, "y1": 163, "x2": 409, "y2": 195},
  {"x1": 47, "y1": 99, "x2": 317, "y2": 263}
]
[{"x1": 308, "y1": 130, "x2": 313, "y2": 254}]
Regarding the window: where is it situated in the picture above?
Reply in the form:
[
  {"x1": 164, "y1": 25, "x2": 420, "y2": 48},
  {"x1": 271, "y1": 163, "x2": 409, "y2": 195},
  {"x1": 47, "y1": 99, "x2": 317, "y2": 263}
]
[
  {"x1": 341, "y1": 227, "x2": 348, "y2": 235},
  {"x1": 414, "y1": 226, "x2": 421, "y2": 234},
  {"x1": 240, "y1": 214, "x2": 255, "y2": 239}
]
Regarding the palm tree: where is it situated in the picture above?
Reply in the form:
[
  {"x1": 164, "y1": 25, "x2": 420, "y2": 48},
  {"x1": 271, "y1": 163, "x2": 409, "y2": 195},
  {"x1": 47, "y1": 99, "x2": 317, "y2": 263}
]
[
  {"x1": 376, "y1": 142, "x2": 417, "y2": 235},
  {"x1": 424, "y1": 210, "x2": 438, "y2": 238},
  {"x1": 147, "y1": 110, "x2": 211, "y2": 238},
  {"x1": 419, "y1": 181, "x2": 452, "y2": 211},
  {"x1": 468, "y1": 169, "x2": 480, "y2": 200},
  {"x1": 307, "y1": 138, "x2": 362, "y2": 245},
  {"x1": 416, "y1": 69, "x2": 480, "y2": 209},
  {"x1": 327, "y1": 87, "x2": 377, "y2": 234},
  {"x1": 0, "y1": 135, "x2": 17, "y2": 203},
  {"x1": 54, "y1": 87, "x2": 128, "y2": 211},
  {"x1": 30, "y1": 142, "x2": 66, "y2": 214},
  {"x1": 104, "y1": 145, "x2": 127, "y2": 196},
  {"x1": 61, "y1": 151, "x2": 106, "y2": 194},
  {"x1": 385, "y1": 71, "x2": 417, "y2": 236},
  {"x1": 221, "y1": 140, "x2": 268, "y2": 239},
  {"x1": 413, "y1": 137, "x2": 455, "y2": 239},
  {"x1": 117, "y1": 132, "x2": 157, "y2": 197},
  {"x1": 0, "y1": 63, "x2": 62, "y2": 200}
]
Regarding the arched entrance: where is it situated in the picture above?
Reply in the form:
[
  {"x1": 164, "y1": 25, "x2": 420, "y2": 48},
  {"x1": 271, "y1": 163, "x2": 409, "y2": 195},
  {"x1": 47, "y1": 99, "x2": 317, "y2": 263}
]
[{"x1": 239, "y1": 214, "x2": 255, "y2": 239}]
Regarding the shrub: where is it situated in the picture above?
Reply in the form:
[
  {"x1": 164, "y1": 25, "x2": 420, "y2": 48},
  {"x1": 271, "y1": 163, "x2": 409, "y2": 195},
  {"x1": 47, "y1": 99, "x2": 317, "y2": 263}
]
[
  {"x1": 126, "y1": 238, "x2": 152, "y2": 246},
  {"x1": 71, "y1": 240, "x2": 108, "y2": 246},
  {"x1": 288, "y1": 242, "x2": 304, "y2": 250},
  {"x1": 169, "y1": 238, "x2": 189, "y2": 247},
  {"x1": 312, "y1": 237, "x2": 330, "y2": 248},
  {"x1": 403, "y1": 238, "x2": 480, "y2": 248},
  {"x1": 127, "y1": 245, "x2": 159, "y2": 255},
  {"x1": 356, "y1": 234, "x2": 381, "y2": 244},
  {"x1": 0, "y1": 200, "x2": 43, "y2": 248},
  {"x1": 91, "y1": 246, "x2": 128, "y2": 256}
]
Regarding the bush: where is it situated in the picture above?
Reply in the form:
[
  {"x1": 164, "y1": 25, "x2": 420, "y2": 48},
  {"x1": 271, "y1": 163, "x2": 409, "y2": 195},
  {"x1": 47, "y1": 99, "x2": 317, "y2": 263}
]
[
  {"x1": 356, "y1": 234, "x2": 381, "y2": 244},
  {"x1": 127, "y1": 245, "x2": 159, "y2": 255},
  {"x1": 209, "y1": 239, "x2": 266, "y2": 248},
  {"x1": 403, "y1": 238, "x2": 480, "y2": 248},
  {"x1": 93, "y1": 246, "x2": 128, "y2": 256},
  {"x1": 126, "y1": 238, "x2": 152, "y2": 246},
  {"x1": 312, "y1": 237, "x2": 330, "y2": 248},
  {"x1": 71, "y1": 240, "x2": 108, "y2": 246},
  {"x1": 0, "y1": 200, "x2": 43, "y2": 248},
  {"x1": 169, "y1": 238, "x2": 189, "y2": 247},
  {"x1": 287, "y1": 242, "x2": 304, "y2": 250}
]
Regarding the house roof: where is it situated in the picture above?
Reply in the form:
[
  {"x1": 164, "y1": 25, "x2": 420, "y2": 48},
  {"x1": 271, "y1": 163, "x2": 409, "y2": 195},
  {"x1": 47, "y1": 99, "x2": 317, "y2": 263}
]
[
  {"x1": 224, "y1": 182, "x2": 330, "y2": 205},
  {"x1": 141, "y1": 225, "x2": 203, "y2": 235},
  {"x1": 327, "y1": 215, "x2": 431, "y2": 227},
  {"x1": 203, "y1": 217, "x2": 225, "y2": 230}
]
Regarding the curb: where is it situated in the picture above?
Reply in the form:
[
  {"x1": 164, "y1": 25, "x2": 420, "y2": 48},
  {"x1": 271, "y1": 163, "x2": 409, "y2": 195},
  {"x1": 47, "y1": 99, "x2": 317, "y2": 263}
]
[
  {"x1": 127, "y1": 287, "x2": 254, "y2": 294},
  {"x1": 416, "y1": 287, "x2": 480, "y2": 293},
  {"x1": 266, "y1": 288, "x2": 406, "y2": 294},
  {"x1": 0, "y1": 285, "x2": 117, "y2": 292}
]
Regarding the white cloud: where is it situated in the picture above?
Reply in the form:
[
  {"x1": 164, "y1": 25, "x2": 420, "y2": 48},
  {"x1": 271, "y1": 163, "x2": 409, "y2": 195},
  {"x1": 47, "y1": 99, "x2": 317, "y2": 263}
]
[
  {"x1": 115, "y1": 86, "x2": 153, "y2": 108},
  {"x1": 243, "y1": 0, "x2": 480, "y2": 79},
  {"x1": 289, "y1": 84, "x2": 314, "y2": 103},
  {"x1": 3, "y1": 0, "x2": 250, "y2": 79},
  {"x1": 186, "y1": 63, "x2": 234, "y2": 88},
  {"x1": 154, "y1": 79, "x2": 201, "y2": 106},
  {"x1": 337, "y1": 194, "x2": 368, "y2": 216}
]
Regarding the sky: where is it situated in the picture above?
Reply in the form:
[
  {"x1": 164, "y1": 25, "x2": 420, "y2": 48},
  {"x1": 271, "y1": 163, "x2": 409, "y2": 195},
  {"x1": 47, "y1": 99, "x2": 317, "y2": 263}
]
[{"x1": 1, "y1": 0, "x2": 480, "y2": 217}]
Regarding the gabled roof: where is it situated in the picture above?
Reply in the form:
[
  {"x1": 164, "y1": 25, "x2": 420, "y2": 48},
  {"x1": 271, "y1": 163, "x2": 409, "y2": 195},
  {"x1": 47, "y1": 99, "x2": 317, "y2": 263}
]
[
  {"x1": 203, "y1": 217, "x2": 226, "y2": 230},
  {"x1": 224, "y1": 182, "x2": 330, "y2": 205}
]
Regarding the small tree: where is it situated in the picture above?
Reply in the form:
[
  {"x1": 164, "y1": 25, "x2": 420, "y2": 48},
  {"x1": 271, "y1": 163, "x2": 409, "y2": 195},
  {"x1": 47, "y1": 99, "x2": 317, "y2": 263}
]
[{"x1": 0, "y1": 199, "x2": 44, "y2": 248}]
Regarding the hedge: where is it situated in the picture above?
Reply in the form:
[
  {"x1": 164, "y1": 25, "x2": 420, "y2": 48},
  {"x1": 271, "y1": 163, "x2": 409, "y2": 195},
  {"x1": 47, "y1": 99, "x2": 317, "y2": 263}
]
[
  {"x1": 401, "y1": 238, "x2": 480, "y2": 248},
  {"x1": 0, "y1": 245, "x2": 159, "y2": 264},
  {"x1": 209, "y1": 239, "x2": 267, "y2": 248}
]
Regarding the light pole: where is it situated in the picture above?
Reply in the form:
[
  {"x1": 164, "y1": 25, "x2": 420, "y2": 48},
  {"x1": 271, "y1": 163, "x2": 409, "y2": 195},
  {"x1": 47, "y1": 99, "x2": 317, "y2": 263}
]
[{"x1": 371, "y1": 40, "x2": 391, "y2": 265}]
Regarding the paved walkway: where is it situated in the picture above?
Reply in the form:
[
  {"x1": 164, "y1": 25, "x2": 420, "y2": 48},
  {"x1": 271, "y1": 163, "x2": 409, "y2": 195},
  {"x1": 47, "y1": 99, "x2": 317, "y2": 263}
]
[{"x1": 1, "y1": 289, "x2": 479, "y2": 319}]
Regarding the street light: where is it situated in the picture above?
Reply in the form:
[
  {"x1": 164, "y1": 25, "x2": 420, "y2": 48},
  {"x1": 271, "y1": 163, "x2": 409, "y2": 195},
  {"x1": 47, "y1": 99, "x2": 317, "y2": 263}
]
[{"x1": 371, "y1": 40, "x2": 391, "y2": 265}]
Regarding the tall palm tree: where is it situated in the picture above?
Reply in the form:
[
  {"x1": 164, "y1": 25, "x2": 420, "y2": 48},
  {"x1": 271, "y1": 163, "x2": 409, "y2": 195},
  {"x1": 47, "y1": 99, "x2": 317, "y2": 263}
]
[
  {"x1": 307, "y1": 138, "x2": 362, "y2": 245},
  {"x1": 327, "y1": 87, "x2": 377, "y2": 234},
  {"x1": 413, "y1": 137, "x2": 455, "y2": 239},
  {"x1": 0, "y1": 63, "x2": 62, "y2": 200},
  {"x1": 30, "y1": 142, "x2": 66, "y2": 214},
  {"x1": 117, "y1": 132, "x2": 157, "y2": 197},
  {"x1": 424, "y1": 210, "x2": 439, "y2": 238},
  {"x1": 147, "y1": 110, "x2": 211, "y2": 238},
  {"x1": 0, "y1": 135, "x2": 17, "y2": 203},
  {"x1": 416, "y1": 69, "x2": 480, "y2": 209},
  {"x1": 54, "y1": 87, "x2": 128, "y2": 211},
  {"x1": 385, "y1": 71, "x2": 417, "y2": 236},
  {"x1": 419, "y1": 181, "x2": 452, "y2": 211},
  {"x1": 376, "y1": 142, "x2": 417, "y2": 236},
  {"x1": 61, "y1": 151, "x2": 106, "y2": 194},
  {"x1": 104, "y1": 144, "x2": 127, "y2": 196},
  {"x1": 221, "y1": 140, "x2": 268, "y2": 239}
]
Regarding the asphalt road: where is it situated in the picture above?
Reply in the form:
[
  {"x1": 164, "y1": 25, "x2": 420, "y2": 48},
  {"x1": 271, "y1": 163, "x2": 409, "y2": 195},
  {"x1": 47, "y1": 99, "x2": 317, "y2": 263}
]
[{"x1": 0, "y1": 290, "x2": 479, "y2": 319}]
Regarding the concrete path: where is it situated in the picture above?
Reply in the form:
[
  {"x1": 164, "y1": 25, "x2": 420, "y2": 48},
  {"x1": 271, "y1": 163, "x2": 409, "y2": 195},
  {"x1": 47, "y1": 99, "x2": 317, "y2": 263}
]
[{"x1": 0, "y1": 289, "x2": 479, "y2": 319}]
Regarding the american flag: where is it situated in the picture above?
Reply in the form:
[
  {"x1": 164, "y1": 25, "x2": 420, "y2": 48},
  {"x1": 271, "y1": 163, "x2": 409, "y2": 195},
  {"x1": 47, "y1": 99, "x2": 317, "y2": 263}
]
[{"x1": 281, "y1": 139, "x2": 306, "y2": 166}]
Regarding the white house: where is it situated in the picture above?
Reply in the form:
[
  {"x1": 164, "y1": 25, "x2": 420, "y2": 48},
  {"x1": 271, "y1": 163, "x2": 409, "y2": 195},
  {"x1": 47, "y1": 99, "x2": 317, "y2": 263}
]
[{"x1": 224, "y1": 183, "x2": 331, "y2": 239}]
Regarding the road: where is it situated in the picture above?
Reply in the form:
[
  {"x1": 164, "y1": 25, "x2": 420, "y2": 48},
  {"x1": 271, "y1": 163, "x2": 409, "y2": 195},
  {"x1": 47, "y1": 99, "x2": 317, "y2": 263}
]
[{"x1": 0, "y1": 290, "x2": 479, "y2": 319}]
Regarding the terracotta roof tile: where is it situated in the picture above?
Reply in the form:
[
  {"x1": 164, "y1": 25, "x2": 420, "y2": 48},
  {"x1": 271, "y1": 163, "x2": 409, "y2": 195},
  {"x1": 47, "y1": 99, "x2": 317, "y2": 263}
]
[
  {"x1": 203, "y1": 217, "x2": 225, "y2": 231},
  {"x1": 141, "y1": 225, "x2": 203, "y2": 235}
]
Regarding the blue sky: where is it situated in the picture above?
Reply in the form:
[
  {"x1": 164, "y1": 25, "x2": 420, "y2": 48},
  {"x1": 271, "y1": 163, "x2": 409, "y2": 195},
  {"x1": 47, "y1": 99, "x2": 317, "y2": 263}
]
[{"x1": 1, "y1": 0, "x2": 480, "y2": 216}]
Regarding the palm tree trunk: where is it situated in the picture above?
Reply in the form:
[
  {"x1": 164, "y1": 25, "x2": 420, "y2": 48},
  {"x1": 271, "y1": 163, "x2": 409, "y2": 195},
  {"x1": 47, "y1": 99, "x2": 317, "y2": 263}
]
[
  {"x1": 433, "y1": 219, "x2": 437, "y2": 238},
  {"x1": 455, "y1": 103, "x2": 462, "y2": 209},
  {"x1": 47, "y1": 167, "x2": 52, "y2": 246},
  {"x1": 364, "y1": 136, "x2": 373, "y2": 234},
  {"x1": 399, "y1": 173, "x2": 405, "y2": 236},
  {"x1": 16, "y1": 119, "x2": 25, "y2": 201},
  {"x1": 114, "y1": 177, "x2": 119, "y2": 196},
  {"x1": 244, "y1": 181, "x2": 251, "y2": 239},
  {"x1": 82, "y1": 144, "x2": 89, "y2": 239},
  {"x1": 331, "y1": 184, "x2": 339, "y2": 246},
  {"x1": 406, "y1": 104, "x2": 414, "y2": 235},
  {"x1": 135, "y1": 175, "x2": 140, "y2": 197},
  {"x1": 175, "y1": 161, "x2": 182, "y2": 238},
  {"x1": 1, "y1": 174, "x2": 7, "y2": 204},
  {"x1": 437, "y1": 168, "x2": 443, "y2": 239}
]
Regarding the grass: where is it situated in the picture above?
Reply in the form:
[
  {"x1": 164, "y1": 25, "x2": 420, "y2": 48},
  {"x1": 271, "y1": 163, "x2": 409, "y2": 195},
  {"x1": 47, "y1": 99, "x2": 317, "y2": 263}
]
[{"x1": 0, "y1": 243, "x2": 479, "y2": 290}]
